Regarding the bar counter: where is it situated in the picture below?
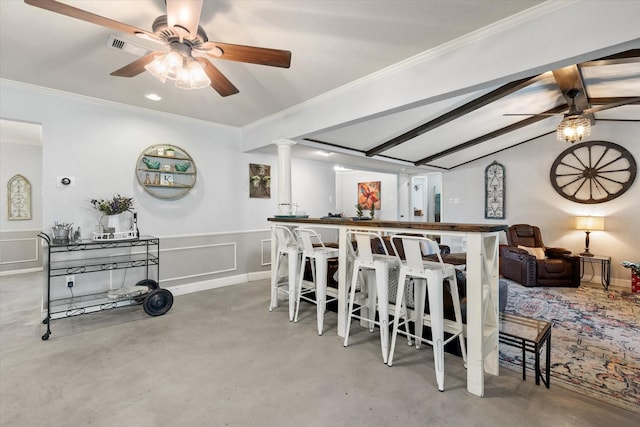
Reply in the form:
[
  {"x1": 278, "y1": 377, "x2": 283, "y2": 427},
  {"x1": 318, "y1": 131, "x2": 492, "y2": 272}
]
[{"x1": 268, "y1": 217, "x2": 507, "y2": 397}]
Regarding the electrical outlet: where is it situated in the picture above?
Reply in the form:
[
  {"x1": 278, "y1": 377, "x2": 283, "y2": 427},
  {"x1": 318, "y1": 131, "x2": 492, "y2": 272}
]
[{"x1": 66, "y1": 275, "x2": 75, "y2": 288}]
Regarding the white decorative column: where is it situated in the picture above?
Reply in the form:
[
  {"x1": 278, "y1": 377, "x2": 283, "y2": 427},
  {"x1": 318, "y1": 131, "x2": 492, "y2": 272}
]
[{"x1": 274, "y1": 139, "x2": 296, "y2": 215}]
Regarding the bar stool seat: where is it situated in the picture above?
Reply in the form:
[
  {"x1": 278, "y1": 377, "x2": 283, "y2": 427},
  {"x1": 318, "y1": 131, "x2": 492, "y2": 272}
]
[
  {"x1": 343, "y1": 231, "x2": 406, "y2": 363},
  {"x1": 270, "y1": 225, "x2": 301, "y2": 321},
  {"x1": 388, "y1": 234, "x2": 467, "y2": 392},
  {"x1": 294, "y1": 228, "x2": 340, "y2": 335}
]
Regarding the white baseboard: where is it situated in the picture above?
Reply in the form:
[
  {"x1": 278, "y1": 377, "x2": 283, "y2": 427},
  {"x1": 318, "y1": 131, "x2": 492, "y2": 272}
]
[
  {"x1": 165, "y1": 271, "x2": 270, "y2": 296},
  {"x1": 581, "y1": 276, "x2": 633, "y2": 292}
]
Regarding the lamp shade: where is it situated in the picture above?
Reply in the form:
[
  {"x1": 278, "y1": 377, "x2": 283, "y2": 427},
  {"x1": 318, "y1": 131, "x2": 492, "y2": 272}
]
[
  {"x1": 175, "y1": 60, "x2": 211, "y2": 89},
  {"x1": 557, "y1": 114, "x2": 591, "y2": 143},
  {"x1": 575, "y1": 216, "x2": 605, "y2": 231}
]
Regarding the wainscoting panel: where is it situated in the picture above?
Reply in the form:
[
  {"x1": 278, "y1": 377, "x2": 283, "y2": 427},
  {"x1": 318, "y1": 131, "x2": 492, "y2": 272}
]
[
  {"x1": 154, "y1": 230, "x2": 272, "y2": 289},
  {"x1": 160, "y1": 242, "x2": 237, "y2": 282},
  {"x1": 261, "y1": 238, "x2": 272, "y2": 267},
  {"x1": 0, "y1": 230, "x2": 41, "y2": 274}
]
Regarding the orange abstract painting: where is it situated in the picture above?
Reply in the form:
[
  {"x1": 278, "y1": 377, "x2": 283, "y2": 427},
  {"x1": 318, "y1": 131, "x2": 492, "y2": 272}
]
[{"x1": 358, "y1": 181, "x2": 381, "y2": 209}]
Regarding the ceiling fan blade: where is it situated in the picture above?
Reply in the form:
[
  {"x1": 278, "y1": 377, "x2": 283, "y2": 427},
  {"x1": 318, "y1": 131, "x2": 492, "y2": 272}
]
[
  {"x1": 24, "y1": 0, "x2": 156, "y2": 39},
  {"x1": 166, "y1": 0, "x2": 203, "y2": 39},
  {"x1": 195, "y1": 58, "x2": 239, "y2": 97},
  {"x1": 503, "y1": 113, "x2": 561, "y2": 117},
  {"x1": 201, "y1": 42, "x2": 291, "y2": 68},
  {"x1": 111, "y1": 52, "x2": 161, "y2": 77},
  {"x1": 583, "y1": 97, "x2": 640, "y2": 114}
]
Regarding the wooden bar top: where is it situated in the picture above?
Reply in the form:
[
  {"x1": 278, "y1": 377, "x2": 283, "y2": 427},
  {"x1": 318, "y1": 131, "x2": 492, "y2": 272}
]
[{"x1": 268, "y1": 217, "x2": 508, "y2": 233}]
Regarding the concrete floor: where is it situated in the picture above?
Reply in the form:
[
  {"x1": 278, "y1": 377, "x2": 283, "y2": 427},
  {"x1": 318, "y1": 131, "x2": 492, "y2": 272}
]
[{"x1": 1, "y1": 272, "x2": 638, "y2": 427}]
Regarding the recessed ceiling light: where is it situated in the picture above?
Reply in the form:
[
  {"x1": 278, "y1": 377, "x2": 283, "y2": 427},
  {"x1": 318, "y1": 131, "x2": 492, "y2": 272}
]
[
  {"x1": 145, "y1": 93, "x2": 162, "y2": 101},
  {"x1": 315, "y1": 151, "x2": 332, "y2": 157}
]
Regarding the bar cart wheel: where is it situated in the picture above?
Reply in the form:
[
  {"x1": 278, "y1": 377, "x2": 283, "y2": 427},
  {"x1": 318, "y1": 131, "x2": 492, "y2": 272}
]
[{"x1": 143, "y1": 289, "x2": 174, "y2": 316}]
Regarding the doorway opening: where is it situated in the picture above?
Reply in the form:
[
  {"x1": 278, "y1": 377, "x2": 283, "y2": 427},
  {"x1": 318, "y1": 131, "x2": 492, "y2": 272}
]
[{"x1": 411, "y1": 173, "x2": 442, "y2": 222}]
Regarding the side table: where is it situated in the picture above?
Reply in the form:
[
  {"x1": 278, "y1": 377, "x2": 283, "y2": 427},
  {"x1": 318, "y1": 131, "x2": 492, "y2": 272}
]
[
  {"x1": 499, "y1": 313, "x2": 551, "y2": 388},
  {"x1": 580, "y1": 255, "x2": 611, "y2": 290}
]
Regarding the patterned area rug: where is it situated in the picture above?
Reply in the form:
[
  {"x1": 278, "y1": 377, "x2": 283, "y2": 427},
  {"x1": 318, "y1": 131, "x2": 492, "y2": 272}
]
[{"x1": 501, "y1": 283, "x2": 640, "y2": 414}]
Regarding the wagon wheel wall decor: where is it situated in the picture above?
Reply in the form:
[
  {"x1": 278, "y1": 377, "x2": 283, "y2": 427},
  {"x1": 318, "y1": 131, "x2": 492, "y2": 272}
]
[{"x1": 550, "y1": 140, "x2": 637, "y2": 204}]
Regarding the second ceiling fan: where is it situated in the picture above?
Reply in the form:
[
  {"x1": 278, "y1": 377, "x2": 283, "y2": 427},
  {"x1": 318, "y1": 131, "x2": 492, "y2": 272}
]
[{"x1": 25, "y1": 0, "x2": 292, "y2": 96}]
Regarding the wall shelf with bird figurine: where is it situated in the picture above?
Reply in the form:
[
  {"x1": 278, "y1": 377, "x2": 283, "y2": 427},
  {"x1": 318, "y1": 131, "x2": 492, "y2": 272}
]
[{"x1": 136, "y1": 144, "x2": 197, "y2": 200}]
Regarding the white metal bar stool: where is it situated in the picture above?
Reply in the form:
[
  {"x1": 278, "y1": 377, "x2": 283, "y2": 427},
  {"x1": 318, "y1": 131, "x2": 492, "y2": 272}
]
[
  {"x1": 270, "y1": 225, "x2": 301, "y2": 321},
  {"x1": 343, "y1": 231, "x2": 402, "y2": 363},
  {"x1": 294, "y1": 228, "x2": 340, "y2": 335},
  {"x1": 388, "y1": 234, "x2": 467, "y2": 392}
]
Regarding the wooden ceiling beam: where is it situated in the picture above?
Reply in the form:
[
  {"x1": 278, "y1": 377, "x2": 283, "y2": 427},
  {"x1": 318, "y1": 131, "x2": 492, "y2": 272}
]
[
  {"x1": 364, "y1": 74, "x2": 546, "y2": 158},
  {"x1": 552, "y1": 65, "x2": 591, "y2": 115},
  {"x1": 414, "y1": 105, "x2": 566, "y2": 166},
  {"x1": 580, "y1": 48, "x2": 640, "y2": 67},
  {"x1": 588, "y1": 97, "x2": 640, "y2": 105}
]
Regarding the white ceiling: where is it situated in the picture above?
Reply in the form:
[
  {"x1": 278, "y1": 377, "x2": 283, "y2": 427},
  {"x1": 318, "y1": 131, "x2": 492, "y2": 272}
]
[
  {"x1": 0, "y1": 0, "x2": 542, "y2": 125},
  {"x1": 1, "y1": 1, "x2": 639, "y2": 174}
]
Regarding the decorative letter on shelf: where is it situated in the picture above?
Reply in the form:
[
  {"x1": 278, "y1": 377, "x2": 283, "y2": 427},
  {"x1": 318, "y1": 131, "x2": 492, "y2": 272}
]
[
  {"x1": 485, "y1": 161, "x2": 505, "y2": 219},
  {"x1": 8, "y1": 174, "x2": 31, "y2": 220}
]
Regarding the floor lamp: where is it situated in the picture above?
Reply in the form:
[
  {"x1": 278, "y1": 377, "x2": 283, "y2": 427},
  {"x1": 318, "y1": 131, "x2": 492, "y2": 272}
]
[{"x1": 575, "y1": 216, "x2": 605, "y2": 257}]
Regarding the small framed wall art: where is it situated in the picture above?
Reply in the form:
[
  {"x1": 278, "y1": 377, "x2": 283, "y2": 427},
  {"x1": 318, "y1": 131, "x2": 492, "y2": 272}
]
[
  {"x1": 7, "y1": 174, "x2": 31, "y2": 220},
  {"x1": 358, "y1": 181, "x2": 381, "y2": 209},
  {"x1": 249, "y1": 163, "x2": 271, "y2": 198},
  {"x1": 485, "y1": 161, "x2": 505, "y2": 219}
]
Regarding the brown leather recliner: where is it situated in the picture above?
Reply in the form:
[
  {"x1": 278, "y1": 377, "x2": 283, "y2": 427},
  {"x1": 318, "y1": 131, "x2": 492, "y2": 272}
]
[{"x1": 500, "y1": 224, "x2": 580, "y2": 287}]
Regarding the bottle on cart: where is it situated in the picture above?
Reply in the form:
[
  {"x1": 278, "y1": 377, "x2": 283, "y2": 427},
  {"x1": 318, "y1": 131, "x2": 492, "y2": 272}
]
[{"x1": 133, "y1": 213, "x2": 140, "y2": 238}]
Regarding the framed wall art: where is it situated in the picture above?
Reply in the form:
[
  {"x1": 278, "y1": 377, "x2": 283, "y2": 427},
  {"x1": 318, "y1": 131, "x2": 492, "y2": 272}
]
[
  {"x1": 249, "y1": 163, "x2": 271, "y2": 198},
  {"x1": 358, "y1": 181, "x2": 381, "y2": 209},
  {"x1": 485, "y1": 161, "x2": 505, "y2": 219},
  {"x1": 7, "y1": 174, "x2": 31, "y2": 220}
]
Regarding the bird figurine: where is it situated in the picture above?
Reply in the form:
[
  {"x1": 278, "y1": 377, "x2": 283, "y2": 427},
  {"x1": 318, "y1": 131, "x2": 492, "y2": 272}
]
[
  {"x1": 174, "y1": 162, "x2": 191, "y2": 172},
  {"x1": 142, "y1": 157, "x2": 161, "y2": 169}
]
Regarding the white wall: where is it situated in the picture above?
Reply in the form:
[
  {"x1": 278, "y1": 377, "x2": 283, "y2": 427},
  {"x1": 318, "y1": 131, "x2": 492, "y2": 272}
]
[
  {"x1": 291, "y1": 158, "x2": 336, "y2": 218},
  {"x1": 443, "y1": 121, "x2": 640, "y2": 287},
  {"x1": 0, "y1": 81, "x2": 337, "y2": 238},
  {"x1": 335, "y1": 170, "x2": 398, "y2": 219},
  {"x1": 0, "y1": 141, "x2": 42, "y2": 231}
]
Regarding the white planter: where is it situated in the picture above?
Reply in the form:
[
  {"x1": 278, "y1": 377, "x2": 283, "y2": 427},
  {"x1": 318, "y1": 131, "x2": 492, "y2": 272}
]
[{"x1": 101, "y1": 212, "x2": 133, "y2": 233}]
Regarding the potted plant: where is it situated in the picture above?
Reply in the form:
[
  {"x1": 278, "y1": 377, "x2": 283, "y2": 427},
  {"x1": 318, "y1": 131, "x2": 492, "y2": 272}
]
[
  {"x1": 355, "y1": 203, "x2": 364, "y2": 219},
  {"x1": 369, "y1": 204, "x2": 375, "y2": 219},
  {"x1": 91, "y1": 194, "x2": 134, "y2": 234}
]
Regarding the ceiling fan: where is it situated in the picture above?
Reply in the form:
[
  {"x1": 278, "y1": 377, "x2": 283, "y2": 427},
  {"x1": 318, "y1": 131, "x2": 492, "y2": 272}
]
[
  {"x1": 505, "y1": 88, "x2": 640, "y2": 143},
  {"x1": 24, "y1": 0, "x2": 292, "y2": 96}
]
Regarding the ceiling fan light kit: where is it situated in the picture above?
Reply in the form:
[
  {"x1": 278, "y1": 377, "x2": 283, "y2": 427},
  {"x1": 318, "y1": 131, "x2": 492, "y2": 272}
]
[
  {"x1": 144, "y1": 49, "x2": 211, "y2": 89},
  {"x1": 556, "y1": 114, "x2": 591, "y2": 143},
  {"x1": 556, "y1": 88, "x2": 592, "y2": 143}
]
